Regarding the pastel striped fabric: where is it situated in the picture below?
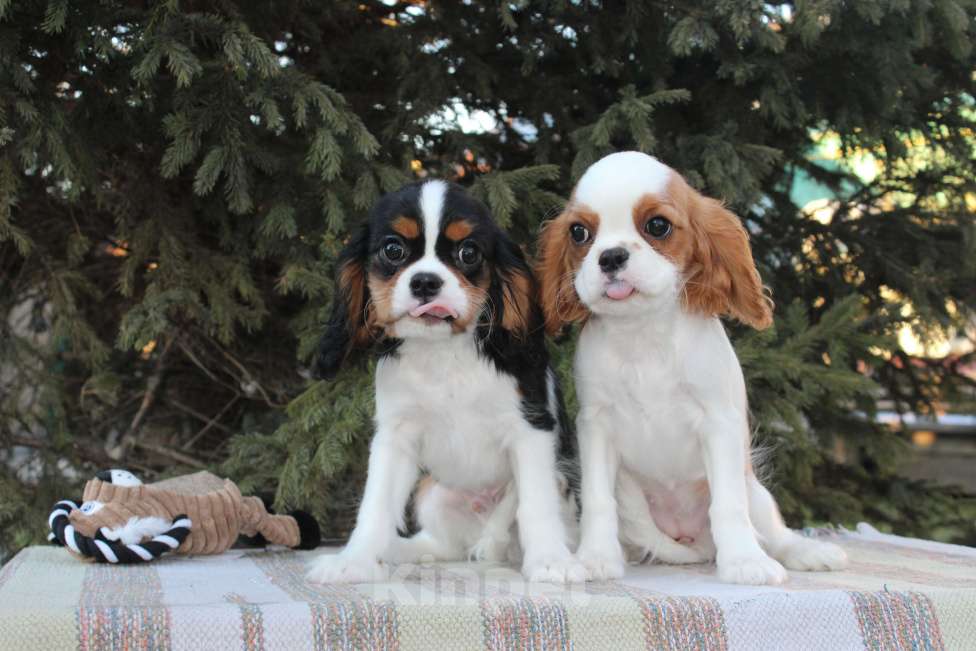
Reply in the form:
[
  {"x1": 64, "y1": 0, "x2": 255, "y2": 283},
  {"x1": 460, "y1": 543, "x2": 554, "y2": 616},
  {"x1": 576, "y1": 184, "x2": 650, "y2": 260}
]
[{"x1": 0, "y1": 524, "x2": 973, "y2": 650}]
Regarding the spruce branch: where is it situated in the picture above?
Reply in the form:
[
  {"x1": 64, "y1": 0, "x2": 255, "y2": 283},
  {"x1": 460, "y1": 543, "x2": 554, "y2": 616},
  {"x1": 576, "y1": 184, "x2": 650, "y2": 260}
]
[
  {"x1": 108, "y1": 334, "x2": 176, "y2": 460},
  {"x1": 131, "y1": 439, "x2": 208, "y2": 470}
]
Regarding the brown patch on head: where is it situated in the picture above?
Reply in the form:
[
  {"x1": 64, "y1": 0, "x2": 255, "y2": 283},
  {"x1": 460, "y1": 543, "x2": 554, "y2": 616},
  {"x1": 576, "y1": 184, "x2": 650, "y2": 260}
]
[
  {"x1": 339, "y1": 259, "x2": 379, "y2": 346},
  {"x1": 445, "y1": 219, "x2": 474, "y2": 241},
  {"x1": 499, "y1": 266, "x2": 535, "y2": 338},
  {"x1": 447, "y1": 234, "x2": 535, "y2": 338},
  {"x1": 536, "y1": 206, "x2": 597, "y2": 335},
  {"x1": 367, "y1": 269, "x2": 404, "y2": 337},
  {"x1": 665, "y1": 175, "x2": 773, "y2": 329},
  {"x1": 631, "y1": 193, "x2": 693, "y2": 266},
  {"x1": 446, "y1": 265, "x2": 490, "y2": 333},
  {"x1": 391, "y1": 215, "x2": 420, "y2": 239}
]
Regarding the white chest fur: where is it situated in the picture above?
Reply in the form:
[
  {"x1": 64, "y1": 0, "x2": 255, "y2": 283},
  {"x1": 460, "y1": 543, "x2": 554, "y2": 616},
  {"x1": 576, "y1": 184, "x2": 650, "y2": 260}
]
[
  {"x1": 374, "y1": 335, "x2": 525, "y2": 489},
  {"x1": 575, "y1": 311, "x2": 747, "y2": 484}
]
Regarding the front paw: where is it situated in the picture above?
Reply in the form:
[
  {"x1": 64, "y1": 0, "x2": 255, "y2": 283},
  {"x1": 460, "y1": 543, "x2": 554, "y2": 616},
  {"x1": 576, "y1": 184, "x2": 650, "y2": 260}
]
[
  {"x1": 306, "y1": 553, "x2": 388, "y2": 584},
  {"x1": 717, "y1": 553, "x2": 787, "y2": 585},
  {"x1": 577, "y1": 548, "x2": 626, "y2": 581},
  {"x1": 779, "y1": 538, "x2": 848, "y2": 572},
  {"x1": 522, "y1": 552, "x2": 587, "y2": 584},
  {"x1": 469, "y1": 534, "x2": 509, "y2": 562}
]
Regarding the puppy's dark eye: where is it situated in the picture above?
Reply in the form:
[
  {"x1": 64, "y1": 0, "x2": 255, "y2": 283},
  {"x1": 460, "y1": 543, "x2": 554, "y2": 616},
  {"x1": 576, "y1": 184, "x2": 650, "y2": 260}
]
[
  {"x1": 569, "y1": 223, "x2": 590, "y2": 244},
  {"x1": 457, "y1": 240, "x2": 482, "y2": 268},
  {"x1": 644, "y1": 216, "x2": 672, "y2": 239},
  {"x1": 381, "y1": 236, "x2": 406, "y2": 263}
]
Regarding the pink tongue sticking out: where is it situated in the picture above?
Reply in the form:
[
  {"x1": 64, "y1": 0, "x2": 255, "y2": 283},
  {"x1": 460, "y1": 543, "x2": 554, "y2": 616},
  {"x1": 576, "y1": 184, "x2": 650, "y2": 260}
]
[
  {"x1": 605, "y1": 279, "x2": 635, "y2": 300},
  {"x1": 409, "y1": 302, "x2": 459, "y2": 320}
]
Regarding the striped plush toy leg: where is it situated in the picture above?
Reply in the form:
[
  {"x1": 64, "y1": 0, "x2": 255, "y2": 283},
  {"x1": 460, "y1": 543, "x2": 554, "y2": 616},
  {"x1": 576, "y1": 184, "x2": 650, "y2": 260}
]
[
  {"x1": 47, "y1": 499, "x2": 79, "y2": 546},
  {"x1": 48, "y1": 500, "x2": 192, "y2": 563}
]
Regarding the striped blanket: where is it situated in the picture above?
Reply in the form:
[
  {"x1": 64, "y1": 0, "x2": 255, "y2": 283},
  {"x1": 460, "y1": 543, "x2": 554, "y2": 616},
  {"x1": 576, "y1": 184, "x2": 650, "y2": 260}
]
[{"x1": 0, "y1": 523, "x2": 973, "y2": 650}]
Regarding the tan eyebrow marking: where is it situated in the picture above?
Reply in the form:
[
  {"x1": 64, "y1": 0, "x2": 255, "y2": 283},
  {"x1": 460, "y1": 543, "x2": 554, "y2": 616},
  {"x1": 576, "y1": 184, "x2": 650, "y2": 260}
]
[
  {"x1": 445, "y1": 219, "x2": 474, "y2": 241},
  {"x1": 391, "y1": 216, "x2": 420, "y2": 239}
]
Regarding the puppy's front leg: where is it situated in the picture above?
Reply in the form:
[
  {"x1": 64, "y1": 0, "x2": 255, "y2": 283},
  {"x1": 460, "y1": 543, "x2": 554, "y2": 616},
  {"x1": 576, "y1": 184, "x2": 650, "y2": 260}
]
[
  {"x1": 510, "y1": 430, "x2": 585, "y2": 583},
  {"x1": 307, "y1": 431, "x2": 418, "y2": 584},
  {"x1": 700, "y1": 411, "x2": 786, "y2": 585},
  {"x1": 575, "y1": 411, "x2": 626, "y2": 580}
]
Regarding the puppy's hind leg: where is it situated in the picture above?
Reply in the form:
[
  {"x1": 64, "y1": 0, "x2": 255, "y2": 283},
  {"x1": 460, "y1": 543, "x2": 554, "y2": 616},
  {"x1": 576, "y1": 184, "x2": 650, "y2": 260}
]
[
  {"x1": 748, "y1": 475, "x2": 847, "y2": 572},
  {"x1": 469, "y1": 482, "x2": 517, "y2": 562},
  {"x1": 383, "y1": 480, "x2": 464, "y2": 564},
  {"x1": 617, "y1": 470, "x2": 710, "y2": 565}
]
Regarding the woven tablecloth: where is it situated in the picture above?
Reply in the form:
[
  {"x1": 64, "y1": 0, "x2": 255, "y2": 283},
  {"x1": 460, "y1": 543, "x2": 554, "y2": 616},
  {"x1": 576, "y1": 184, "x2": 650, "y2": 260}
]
[{"x1": 1, "y1": 523, "x2": 974, "y2": 650}]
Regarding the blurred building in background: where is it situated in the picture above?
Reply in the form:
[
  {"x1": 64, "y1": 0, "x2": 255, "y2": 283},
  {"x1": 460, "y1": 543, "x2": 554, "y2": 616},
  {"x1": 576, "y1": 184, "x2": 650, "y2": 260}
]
[{"x1": 793, "y1": 135, "x2": 976, "y2": 494}]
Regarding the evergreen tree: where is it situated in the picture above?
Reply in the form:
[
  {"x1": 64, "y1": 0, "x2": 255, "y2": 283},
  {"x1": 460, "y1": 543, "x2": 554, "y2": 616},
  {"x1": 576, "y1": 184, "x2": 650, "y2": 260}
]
[{"x1": 1, "y1": 1, "x2": 974, "y2": 559}]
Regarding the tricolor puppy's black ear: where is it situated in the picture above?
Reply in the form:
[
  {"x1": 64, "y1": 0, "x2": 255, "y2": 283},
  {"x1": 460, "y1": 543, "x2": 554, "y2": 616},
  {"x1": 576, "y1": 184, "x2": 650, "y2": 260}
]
[
  {"x1": 490, "y1": 233, "x2": 536, "y2": 340},
  {"x1": 313, "y1": 223, "x2": 373, "y2": 380}
]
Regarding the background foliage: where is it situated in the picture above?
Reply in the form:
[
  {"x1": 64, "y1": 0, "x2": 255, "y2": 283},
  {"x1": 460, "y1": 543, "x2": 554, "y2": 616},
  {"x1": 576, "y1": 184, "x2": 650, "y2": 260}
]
[{"x1": 2, "y1": 0, "x2": 975, "y2": 559}]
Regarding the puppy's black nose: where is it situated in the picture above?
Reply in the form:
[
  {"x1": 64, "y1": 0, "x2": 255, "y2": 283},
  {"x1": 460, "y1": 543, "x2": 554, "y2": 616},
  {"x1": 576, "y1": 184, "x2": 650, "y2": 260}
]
[
  {"x1": 599, "y1": 247, "x2": 629, "y2": 274},
  {"x1": 409, "y1": 272, "x2": 443, "y2": 300}
]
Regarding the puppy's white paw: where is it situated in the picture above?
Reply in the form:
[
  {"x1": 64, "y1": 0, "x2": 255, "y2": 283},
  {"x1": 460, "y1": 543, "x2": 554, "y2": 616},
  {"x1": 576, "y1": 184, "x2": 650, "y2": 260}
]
[
  {"x1": 470, "y1": 534, "x2": 509, "y2": 562},
  {"x1": 306, "y1": 554, "x2": 387, "y2": 584},
  {"x1": 779, "y1": 538, "x2": 848, "y2": 572},
  {"x1": 576, "y1": 543, "x2": 624, "y2": 581},
  {"x1": 578, "y1": 552, "x2": 625, "y2": 581},
  {"x1": 717, "y1": 553, "x2": 787, "y2": 585},
  {"x1": 523, "y1": 553, "x2": 587, "y2": 583}
]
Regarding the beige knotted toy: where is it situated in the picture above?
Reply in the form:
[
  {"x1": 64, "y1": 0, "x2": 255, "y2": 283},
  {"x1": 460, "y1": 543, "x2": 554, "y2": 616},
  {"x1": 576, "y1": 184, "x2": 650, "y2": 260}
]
[{"x1": 49, "y1": 469, "x2": 319, "y2": 563}]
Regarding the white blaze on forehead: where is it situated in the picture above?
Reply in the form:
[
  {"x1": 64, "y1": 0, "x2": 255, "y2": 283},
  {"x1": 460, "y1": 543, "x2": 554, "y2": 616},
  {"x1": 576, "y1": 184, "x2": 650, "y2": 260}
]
[
  {"x1": 419, "y1": 180, "x2": 448, "y2": 256},
  {"x1": 573, "y1": 152, "x2": 672, "y2": 222}
]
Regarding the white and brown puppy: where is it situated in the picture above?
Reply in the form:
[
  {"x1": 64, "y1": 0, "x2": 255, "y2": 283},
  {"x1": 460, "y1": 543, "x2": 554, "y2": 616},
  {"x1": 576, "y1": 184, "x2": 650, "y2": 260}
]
[
  {"x1": 537, "y1": 151, "x2": 847, "y2": 585},
  {"x1": 307, "y1": 180, "x2": 582, "y2": 584}
]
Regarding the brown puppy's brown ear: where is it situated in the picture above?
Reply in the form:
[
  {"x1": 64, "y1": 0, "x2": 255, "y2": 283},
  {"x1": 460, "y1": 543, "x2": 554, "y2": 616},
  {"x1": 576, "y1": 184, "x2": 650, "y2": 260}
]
[
  {"x1": 491, "y1": 234, "x2": 536, "y2": 340},
  {"x1": 684, "y1": 195, "x2": 773, "y2": 329},
  {"x1": 536, "y1": 213, "x2": 589, "y2": 336},
  {"x1": 313, "y1": 223, "x2": 375, "y2": 379}
]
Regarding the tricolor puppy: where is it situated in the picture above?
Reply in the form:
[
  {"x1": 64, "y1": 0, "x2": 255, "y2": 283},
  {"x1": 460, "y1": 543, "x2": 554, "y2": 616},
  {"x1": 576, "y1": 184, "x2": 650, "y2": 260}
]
[
  {"x1": 537, "y1": 151, "x2": 847, "y2": 585},
  {"x1": 307, "y1": 180, "x2": 582, "y2": 584}
]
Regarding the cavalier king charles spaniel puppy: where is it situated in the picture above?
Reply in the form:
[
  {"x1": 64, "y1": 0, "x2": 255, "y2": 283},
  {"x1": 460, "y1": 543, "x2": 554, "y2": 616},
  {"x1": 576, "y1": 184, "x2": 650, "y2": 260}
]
[
  {"x1": 537, "y1": 151, "x2": 847, "y2": 585},
  {"x1": 307, "y1": 180, "x2": 582, "y2": 584}
]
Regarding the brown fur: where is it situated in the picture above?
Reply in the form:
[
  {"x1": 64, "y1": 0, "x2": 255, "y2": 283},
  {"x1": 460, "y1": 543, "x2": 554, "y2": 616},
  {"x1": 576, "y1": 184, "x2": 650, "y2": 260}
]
[
  {"x1": 367, "y1": 270, "x2": 403, "y2": 337},
  {"x1": 500, "y1": 267, "x2": 535, "y2": 338},
  {"x1": 536, "y1": 208, "x2": 597, "y2": 335},
  {"x1": 445, "y1": 219, "x2": 474, "y2": 241},
  {"x1": 340, "y1": 259, "x2": 379, "y2": 346},
  {"x1": 630, "y1": 193, "x2": 697, "y2": 269},
  {"x1": 449, "y1": 266, "x2": 490, "y2": 333},
  {"x1": 391, "y1": 215, "x2": 420, "y2": 239},
  {"x1": 667, "y1": 176, "x2": 773, "y2": 329}
]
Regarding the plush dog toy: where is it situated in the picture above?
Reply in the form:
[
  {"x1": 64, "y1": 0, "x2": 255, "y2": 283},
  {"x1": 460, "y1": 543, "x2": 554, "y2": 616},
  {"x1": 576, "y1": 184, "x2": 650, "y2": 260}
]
[{"x1": 48, "y1": 469, "x2": 320, "y2": 563}]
